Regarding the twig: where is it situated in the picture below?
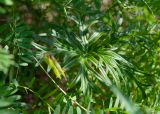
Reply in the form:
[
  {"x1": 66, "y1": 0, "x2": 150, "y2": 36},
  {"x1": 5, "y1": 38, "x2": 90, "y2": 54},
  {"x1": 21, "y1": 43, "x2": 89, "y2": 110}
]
[
  {"x1": 33, "y1": 56, "x2": 89, "y2": 113},
  {"x1": 18, "y1": 85, "x2": 54, "y2": 111}
]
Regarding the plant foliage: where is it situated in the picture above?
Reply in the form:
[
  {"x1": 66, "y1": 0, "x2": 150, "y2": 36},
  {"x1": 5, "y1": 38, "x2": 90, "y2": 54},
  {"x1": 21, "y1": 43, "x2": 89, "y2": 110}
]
[{"x1": 0, "y1": 0, "x2": 160, "y2": 114}]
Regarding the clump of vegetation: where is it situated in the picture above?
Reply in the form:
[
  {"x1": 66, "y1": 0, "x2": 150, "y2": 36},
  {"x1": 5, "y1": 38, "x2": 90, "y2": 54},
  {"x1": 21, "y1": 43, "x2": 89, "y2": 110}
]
[{"x1": 0, "y1": 0, "x2": 160, "y2": 114}]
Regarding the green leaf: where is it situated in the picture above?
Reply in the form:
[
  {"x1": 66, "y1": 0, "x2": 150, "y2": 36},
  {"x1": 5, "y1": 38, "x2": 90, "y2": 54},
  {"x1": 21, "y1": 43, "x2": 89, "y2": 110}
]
[
  {"x1": 54, "y1": 104, "x2": 61, "y2": 114},
  {"x1": 0, "y1": 99, "x2": 13, "y2": 107},
  {"x1": 44, "y1": 54, "x2": 65, "y2": 79},
  {"x1": 76, "y1": 107, "x2": 81, "y2": 114},
  {"x1": 0, "y1": 109, "x2": 19, "y2": 114},
  {"x1": 0, "y1": 0, "x2": 13, "y2": 5},
  {"x1": 0, "y1": 48, "x2": 14, "y2": 74},
  {"x1": 0, "y1": 7, "x2": 6, "y2": 14},
  {"x1": 68, "y1": 106, "x2": 73, "y2": 114},
  {"x1": 62, "y1": 105, "x2": 68, "y2": 114}
]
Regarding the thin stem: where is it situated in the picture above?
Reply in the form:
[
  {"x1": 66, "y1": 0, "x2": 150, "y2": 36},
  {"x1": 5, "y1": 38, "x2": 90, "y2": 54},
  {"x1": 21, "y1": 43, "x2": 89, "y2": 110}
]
[
  {"x1": 141, "y1": 0, "x2": 155, "y2": 17},
  {"x1": 33, "y1": 56, "x2": 67, "y2": 95},
  {"x1": 33, "y1": 56, "x2": 88, "y2": 112},
  {"x1": 18, "y1": 85, "x2": 54, "y2": 111}
]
